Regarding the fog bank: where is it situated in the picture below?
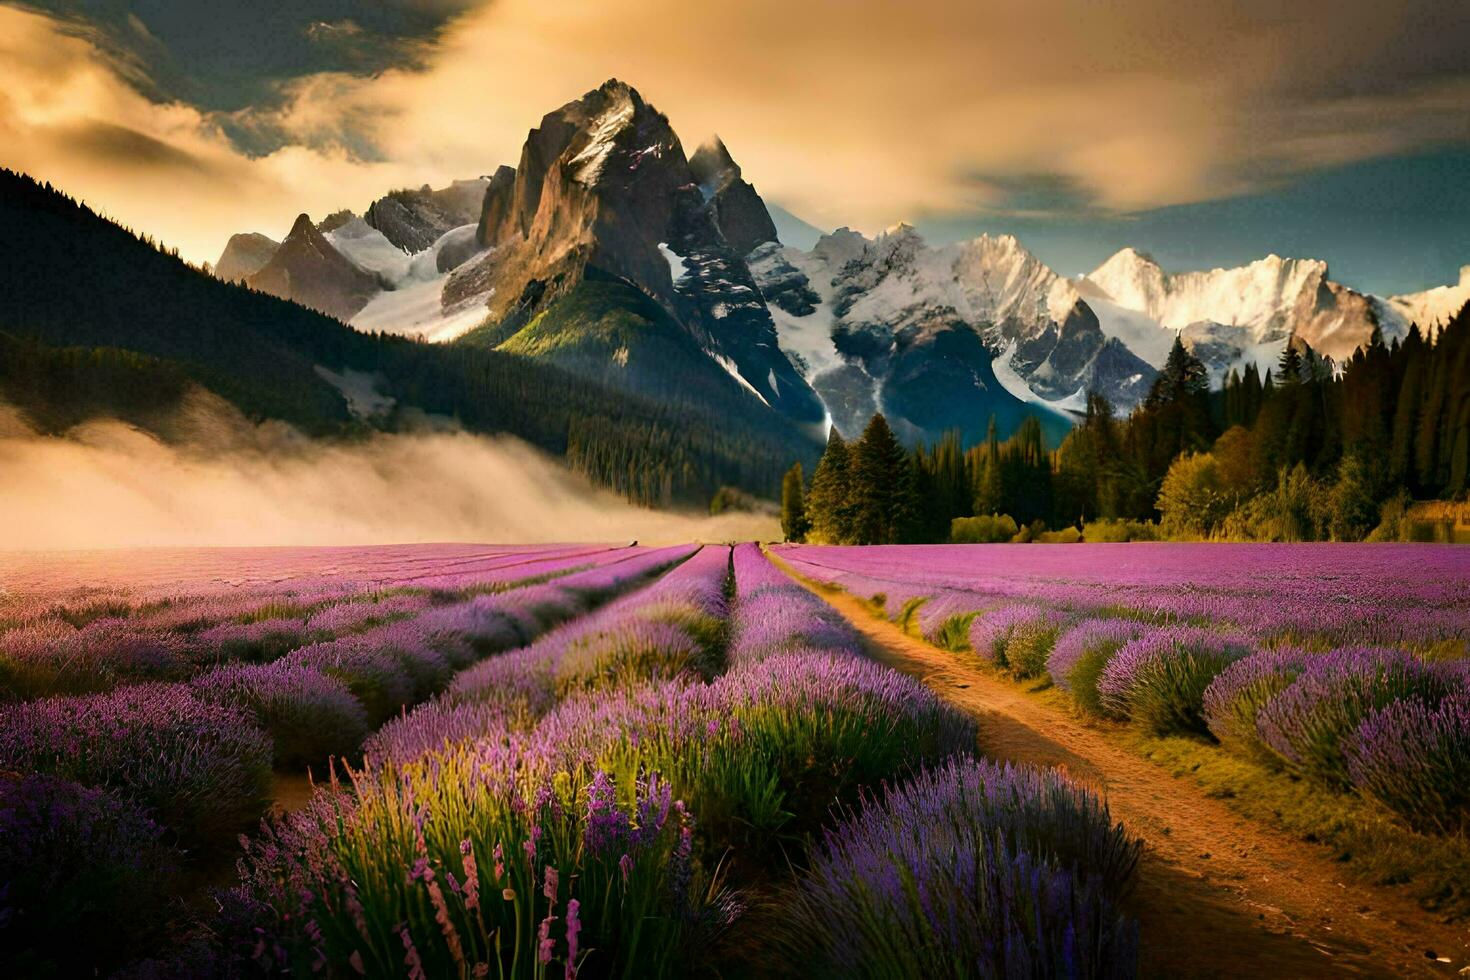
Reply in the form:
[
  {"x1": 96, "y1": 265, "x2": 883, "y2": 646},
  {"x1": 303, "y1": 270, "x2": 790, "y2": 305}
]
[{"x1": 0, "y1": 401, "x2": 776, "y2": 549}]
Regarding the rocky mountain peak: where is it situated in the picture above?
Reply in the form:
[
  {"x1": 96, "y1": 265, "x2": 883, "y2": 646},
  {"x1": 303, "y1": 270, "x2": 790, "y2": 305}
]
[
  {"x1": 247, "y1": 212, "x2": 381, "y2": 322},
  {"x1": 811, "y1": 227, "x2": 870, "y2": 269},
  {"x1": 214, "y1": 232, "x2": 279, "y2": 283},
  {"x1": 689, "y1": 136, "x2": 741, "y2": 194}
]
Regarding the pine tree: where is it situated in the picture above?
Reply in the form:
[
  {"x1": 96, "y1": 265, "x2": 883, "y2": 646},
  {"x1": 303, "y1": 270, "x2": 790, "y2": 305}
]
[
  {"x1": 1277, "y1": 342, "x2": 1303, "y2": 385},
  {"x1": 806, "y1": 427, "x2": 855, "y2": 543},
  {"x1": 851, "y1": 413, "x2": 911, "y2": 544},
  {"x1": 780, "y1": 462, "x2": 810, "y2": 542}
]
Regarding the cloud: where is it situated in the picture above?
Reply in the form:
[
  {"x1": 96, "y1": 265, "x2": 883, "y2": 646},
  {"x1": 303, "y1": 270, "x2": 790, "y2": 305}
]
[
  {"x1": 2, "y1": 0, "x2": 1469, "y2": 264},
  {"x1": 0, "y1": 394, "x2": 776, "y2": 549}
]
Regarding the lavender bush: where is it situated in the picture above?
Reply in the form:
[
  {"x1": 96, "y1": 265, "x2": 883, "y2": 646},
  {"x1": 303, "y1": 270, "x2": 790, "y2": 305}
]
[
  {"x1": 787, "y1": 757, "x2": 1140, "y2": 979},
  {"x1": 1345, "y1": 691, "x2": 1470, "y2": 834},
  {"x1": 1256, "y1": 646, "x2": 1457, "y2": 787},
  {"x1": 1048, "y1": 619, "x2": 1146, "y2": 714},
  {"x1": 1201, "y1": 648, "x2": 1313, "y2": 757},
  {"x1": 0, "y1": 683, "x2": 272, "y2": 845},
  {"x1": 1098, "y1": 627, "x2": 1253, "y2": 736},
  {"x1": 0, "y1": 618, "x2": 190, "y2": 700},
  {"x1": 236, "y1": 762, "x2": 705, "y2": 978},
  {"x1": 969, "y1": 605, "x2": 1068, "y2": 679},
  {"x1": 191, "y1": 661, "x2": 371, "y2": 769},
  {"x1": 0, "y1": 774, "x2": 183, "y2": 976}
]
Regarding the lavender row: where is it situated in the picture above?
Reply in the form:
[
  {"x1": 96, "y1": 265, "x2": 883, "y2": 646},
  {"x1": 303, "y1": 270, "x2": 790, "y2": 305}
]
[
  {"x1": 368, "y1": 544, "x2": 730, "y2": 765},
  {"x1": 774, "y1": 543, "x2": 1470, "y2": 649},
  {"x1": 736, "y1": 547, "x2": 1140, "y2": 975},
  {"x1": 222, "y1": 546, "x2": 976, "y2": 976},
  {"x1": 0, "y1": 544, "x2": 644, "y2": 701},
  {"x1": 0, "y1": 546, "x2": 694, "y2": 859}
]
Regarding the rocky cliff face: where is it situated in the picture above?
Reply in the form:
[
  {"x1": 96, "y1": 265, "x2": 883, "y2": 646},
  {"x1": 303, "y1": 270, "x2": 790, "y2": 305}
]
[
  {"x1": 688, "y1": 137, "x2": 780, "y2": 256},
  {"x1": 365, "y1": 178, "x2": 488, "y2": 254},
  {"x1": 449, "y1": 79, "x2": 824, "y2": 423},
  {"x1": 214, "y1": 232, "x2": 279, "y2": 282},
  {"x1": 247, "y1": 214, "x2": 382, "y2": 322}
]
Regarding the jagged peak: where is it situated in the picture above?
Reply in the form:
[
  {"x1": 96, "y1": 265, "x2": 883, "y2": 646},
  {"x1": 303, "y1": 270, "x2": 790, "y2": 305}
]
[
  {"x1": 877, "y1": 221, "x2": 923, "y2": 243},
  {"x1": 287, "y1": 213, "x2": 316, "y2": 238},
  {"x1": 1458, "y1": 264, "x2": 1470, "y2": 287},
  {"x1": 1097, "y1": 246, "x2": 1161, "y2": 272},
  {"x1": 689, "y1": 135, "x2": 742, "y2": 196}
]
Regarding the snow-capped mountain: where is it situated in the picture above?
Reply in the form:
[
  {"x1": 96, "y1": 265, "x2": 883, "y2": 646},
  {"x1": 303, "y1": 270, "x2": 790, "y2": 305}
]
[
  {"x1": 214, "y1": 78, "x2": 1469, "y2": 443},
  {"x1": 750, "y1": 224, "x2": 1144, "y2": 432},
  {"x1": 1375, "y1": 266, "x2": 1470, "y2": 338}
]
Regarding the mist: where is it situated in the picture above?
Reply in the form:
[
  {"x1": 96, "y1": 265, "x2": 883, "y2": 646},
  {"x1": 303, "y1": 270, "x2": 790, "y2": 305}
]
[{"x1": 0, "y1": 398, "x2": 778, "y2": 550}]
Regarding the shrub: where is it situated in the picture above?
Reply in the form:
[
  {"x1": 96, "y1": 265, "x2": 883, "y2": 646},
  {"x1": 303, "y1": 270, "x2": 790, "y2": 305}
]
[
  {"x1": 0, "y1": 774, "x2": 183, "y2": 976},
  {"x1": 1082, "y1": 519, "x2": 1158, "y2": 543},
  {"x1": 1256, "y1": 647, "x2": 1456, "y2": 788},
  {"x1": 786, "y1": 757, "x2": 1139, "y2": 979},
  {"x1": 1049, "y1": 619, "x2": 1146, "y2": 715},
  {"x1": 727, "y1": 584, "x2": 859, "y2": 665},
  {"x1": 1157, "y1": 452, "x2": 1231, "y2": 539},
  {"x1": 1036, "y1": 526, "x2": 1082, "y2": 544},
  {"x1": 1345, "y1": 692, "x2": 1470, "y2": 834},
  {"x1": 1098, "y1": 627, "x2": 1253, "y2": 736},
  {"x1": 288, "y1": 639, "x2": 416, "y2": 725},
  {"x1": 0, "y1": 683, "x2": 272, "y2": 845},
  {"x1": 554, "y1": 619, "x2": 708, "y2": 696},
  {"x1": 536, "y1": 651, "x2": 976, "y2": 852},
  {"x1": 1201, "y1": 648, "x2": 1312, "y2": 758},
  {"x1": 0, "y1": 618, "x2": 190, "y2": 700},
  {"x1": 969, "y1": 605, "x2": 1066, "y2": 679},
  {"x1": 192, "y1": 661, "x2": 371, "y2": 769},
  {"x1": 949, "y1": 513, "x2": 1018, "y2": 544}
]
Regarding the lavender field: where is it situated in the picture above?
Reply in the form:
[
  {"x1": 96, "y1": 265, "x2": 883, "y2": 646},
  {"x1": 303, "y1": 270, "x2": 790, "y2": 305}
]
[
  {"x1": 776, "y1": 543, "x2": 1470, "y2": 833},
  {"x1": 3, "y1": 541, "x2": 1468, "y2": 976}
]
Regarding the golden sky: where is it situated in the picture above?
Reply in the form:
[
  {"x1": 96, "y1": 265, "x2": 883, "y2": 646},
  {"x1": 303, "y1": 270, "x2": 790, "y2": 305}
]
[{"x1": 2, "y1": 0, "x2": 1467, "y2": 277}]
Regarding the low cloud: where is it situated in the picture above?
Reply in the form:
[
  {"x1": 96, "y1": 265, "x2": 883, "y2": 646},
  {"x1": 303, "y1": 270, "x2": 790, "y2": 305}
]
[{"x1": 0, "y1": 397, "x2": 775, "y2": 550}]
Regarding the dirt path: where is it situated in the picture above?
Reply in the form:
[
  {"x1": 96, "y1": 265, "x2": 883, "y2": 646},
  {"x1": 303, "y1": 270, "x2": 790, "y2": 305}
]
[{"x1": 782, "y1": 569, "x2": 1470, "y2": 979}]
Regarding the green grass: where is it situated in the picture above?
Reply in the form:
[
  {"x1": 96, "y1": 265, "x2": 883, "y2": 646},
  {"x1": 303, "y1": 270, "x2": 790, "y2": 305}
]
[{"x1": 1129, "y1": 730, "x2": 1470, "y2": 917}]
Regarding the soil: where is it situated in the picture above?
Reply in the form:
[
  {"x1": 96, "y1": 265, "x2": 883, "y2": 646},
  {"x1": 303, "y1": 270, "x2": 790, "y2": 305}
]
[{"x1": 783, "y1": 570, "x2": 1470, "y2": 979}]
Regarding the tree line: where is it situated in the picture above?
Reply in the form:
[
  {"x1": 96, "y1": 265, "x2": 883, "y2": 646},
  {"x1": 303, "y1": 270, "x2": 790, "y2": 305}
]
[{"x1": 783, "y1": 304, "x2": 1470, "y2": 544}]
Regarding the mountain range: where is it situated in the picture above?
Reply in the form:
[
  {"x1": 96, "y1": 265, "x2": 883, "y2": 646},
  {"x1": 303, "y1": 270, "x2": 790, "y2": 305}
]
[
  {"x1": 215, "y1": 79, "x2": 1470, "y2": 447},
  {"x1": 3, "y1": 78, "x2": 1467, "y2": 513}
]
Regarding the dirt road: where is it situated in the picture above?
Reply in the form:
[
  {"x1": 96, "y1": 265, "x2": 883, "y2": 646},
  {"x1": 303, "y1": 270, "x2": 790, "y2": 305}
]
[{"x1": 782, "y1": 569, "x2": 1470, "y2": 978}]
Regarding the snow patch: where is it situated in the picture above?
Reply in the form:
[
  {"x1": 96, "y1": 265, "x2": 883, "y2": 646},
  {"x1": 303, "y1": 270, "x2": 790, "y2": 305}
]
[
  {"x1": 991, "y1": 342, "x2": 1087, "y2": 414},
  {"x1": 658, "y1": 243, "x2": 687, "y2": 283},
  {"x1": 709, "y1": 350, "x2": 770, "y2": 406}
]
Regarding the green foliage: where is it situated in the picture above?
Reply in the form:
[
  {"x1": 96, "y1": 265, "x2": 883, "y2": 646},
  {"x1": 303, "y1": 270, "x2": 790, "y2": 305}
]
[
  {"x1": 1156, "y1": 452, "x2": 1232, "y2": 538},
  {"x1": 850, "y1": 414, "x2": 912, "y2": 544},
  {"x1": 1081, "y1": 519, "x2": 1157, "y2": 543},
  {"x1": 1005, "y1": 623, "x2": 1064, "y2": 680},
  {"x1": 950, "y1": 513, "x2": 1018, "y2": 543},
  {"x1": 807, "y1": 428, "x2": 856, "y2": 543},
  {"x1": 780, "y1": 462, "x2": 810, "y2": 542}
]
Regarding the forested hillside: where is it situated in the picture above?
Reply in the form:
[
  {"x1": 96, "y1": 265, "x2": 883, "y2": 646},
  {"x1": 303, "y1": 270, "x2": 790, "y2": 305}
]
[
  {"x1": 786, "y1": 317, "x2": 1470, "y2": 544},
  {"x1": 0, "y1": 170, "x2": 819, "y2": 505}
]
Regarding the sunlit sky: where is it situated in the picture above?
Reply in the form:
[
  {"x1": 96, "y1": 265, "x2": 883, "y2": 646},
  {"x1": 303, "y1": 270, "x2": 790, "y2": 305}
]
[{"x1": 2, "y1": 0, "x2": 1467, "y2": 294}]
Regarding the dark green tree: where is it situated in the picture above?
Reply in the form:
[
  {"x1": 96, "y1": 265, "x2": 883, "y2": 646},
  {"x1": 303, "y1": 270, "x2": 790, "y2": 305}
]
[
  {"x1": 780, "y1": 462, "x2": 810, "y2": 542},
  {"x1": 851, "y1": 413, "x2": 912, "y2": 544},
  {"x1": 807, "y1": 427, "x2": 855, "y2": 543}
]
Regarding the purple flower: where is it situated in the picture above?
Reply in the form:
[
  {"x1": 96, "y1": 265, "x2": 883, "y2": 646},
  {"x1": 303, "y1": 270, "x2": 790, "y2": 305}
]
[
  {"x1": 1097, "y1": 626, "x2": 1253, "y2": 735},
  {"x1": 1257, "y1": 646, "x2": 1457, "y2": 787}
]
